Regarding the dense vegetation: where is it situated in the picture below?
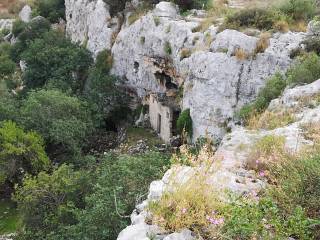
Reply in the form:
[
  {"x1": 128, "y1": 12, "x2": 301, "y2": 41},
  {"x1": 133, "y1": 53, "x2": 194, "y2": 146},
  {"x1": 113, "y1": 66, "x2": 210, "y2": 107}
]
[
  {"x1": 0, "y1": 4, "x2": 170, "y2": 239},
  {"x1": 1, "y1": 0, "x2": 320, "y2": 239}
]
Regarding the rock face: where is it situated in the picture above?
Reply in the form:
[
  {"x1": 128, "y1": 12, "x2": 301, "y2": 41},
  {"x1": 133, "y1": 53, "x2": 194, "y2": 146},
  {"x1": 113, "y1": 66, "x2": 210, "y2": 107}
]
[
  {"x1": 19, "y1": 5, "x2": 32, "y2": 23},
  {"x1": 111, "y1": 2, "x2": 305, "y2": 141},
  {"x1": 65, "y1": 0, "x2": 120, "y2": 56},
  {"x1": 0, "y1": 19, "x2": 14, "y2": 31},
  {"x1": 65, "y1": 1, "x2": 305, "y2": 141}
]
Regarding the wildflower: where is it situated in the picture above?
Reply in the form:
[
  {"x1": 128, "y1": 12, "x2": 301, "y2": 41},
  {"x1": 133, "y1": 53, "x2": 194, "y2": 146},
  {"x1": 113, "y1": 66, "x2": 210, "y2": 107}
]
[
  {"x1": 181, "y1": 208, "x2": 187, "y2": 214},
  {"x1": 259, "y1": 170, "x2": 265, "y2": 177}
]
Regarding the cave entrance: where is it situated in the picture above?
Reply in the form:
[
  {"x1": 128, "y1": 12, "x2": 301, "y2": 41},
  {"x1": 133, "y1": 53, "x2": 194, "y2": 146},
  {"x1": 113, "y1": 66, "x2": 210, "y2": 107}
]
[
  {"x1": 155, "y1": 72, "x2": 178, "y2": 91},
  {"x1": 157, "y1": 114, "x2": 161, "y2": 134}
]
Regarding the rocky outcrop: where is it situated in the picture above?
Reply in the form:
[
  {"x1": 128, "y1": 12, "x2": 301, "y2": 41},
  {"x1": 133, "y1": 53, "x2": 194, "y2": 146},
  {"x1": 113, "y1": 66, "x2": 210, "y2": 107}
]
[
  {"x1": 64, "y1": 1, "x2": 305, "y2": 141},
  {"x1": 19, "y1": 5, "x2": 32, "y2": 23},
  {"x1": 111, "y1": 2, "x2": 305, "y2": 141},
  {"x1": 117, "y1": 79, "x2": 320, "y2": 240},
  {"x1": 0, "y1": 19, "x2": 14, "y2": 31},
  {"x1": 65, "y1": 0, "x2": 120, "y2": 56}
]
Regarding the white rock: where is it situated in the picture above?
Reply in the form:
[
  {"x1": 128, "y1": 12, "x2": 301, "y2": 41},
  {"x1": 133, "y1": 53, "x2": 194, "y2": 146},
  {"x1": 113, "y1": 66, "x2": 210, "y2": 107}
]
[
  {"x1": 0, "y1": 19, "x2": 14, "y2": 31},
  {"x1": 117, "y1": 223, "x2": 164, "y2": 240},
  {"x1": 163, "y1": 229, "x2": 195, "y2": 240},
  {"x1": 211, "y1": 29, "x2": 258, "y2": 56},
  {"x1": 154, "y1": 2, "x2": 179, "y2": 19},
  {"x1": 307, "y1": 20, "x2": 320, "y2": 36},
  {"x1": 65, "y1": 0, "x2": 120, "y2": 56},
  {"x1": 19, "y1": 5, "x2": 32, "y2": 23}
]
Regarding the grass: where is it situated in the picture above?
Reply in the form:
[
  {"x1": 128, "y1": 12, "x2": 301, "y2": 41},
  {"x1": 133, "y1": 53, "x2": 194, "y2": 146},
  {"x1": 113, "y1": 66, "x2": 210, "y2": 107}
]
[
  {"x1": 247, "y1": 110, "x2": 296, "y2": 130},
  {"x1": 0, "y1": 199, "x2": 21, "y2": 234},
  {"x1": 119, "y1": 127, "x2": 164, "y2": 152}
]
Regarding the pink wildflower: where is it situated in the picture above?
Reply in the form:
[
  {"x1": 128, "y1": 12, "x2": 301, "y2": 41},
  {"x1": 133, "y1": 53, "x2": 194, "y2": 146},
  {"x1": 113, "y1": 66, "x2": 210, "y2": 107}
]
[
  {"x1": 181, "y1": 208, "x2": 187, "y2": 214},
  {"x1": 259, "y1": 170, "x2": 265, "y2": 177}
]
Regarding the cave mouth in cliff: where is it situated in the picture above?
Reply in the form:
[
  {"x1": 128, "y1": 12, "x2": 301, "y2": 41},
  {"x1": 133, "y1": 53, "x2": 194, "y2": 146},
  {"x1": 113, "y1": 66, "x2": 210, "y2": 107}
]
[{"x1": 155, "y1": 72, "x2": 178, "y2": 90}]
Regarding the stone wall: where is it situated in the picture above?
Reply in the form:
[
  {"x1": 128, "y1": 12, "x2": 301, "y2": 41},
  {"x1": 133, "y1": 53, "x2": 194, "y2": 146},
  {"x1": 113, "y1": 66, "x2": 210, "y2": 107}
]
[{"x1": 149, "y1": 94, "x2": 173, "y2": 143}]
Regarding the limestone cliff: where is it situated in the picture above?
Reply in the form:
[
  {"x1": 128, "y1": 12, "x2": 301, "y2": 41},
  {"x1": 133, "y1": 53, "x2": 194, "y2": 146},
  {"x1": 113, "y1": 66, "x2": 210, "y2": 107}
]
[{"x1": 65, "y1": 0, "x2": 305, "y2": 141}]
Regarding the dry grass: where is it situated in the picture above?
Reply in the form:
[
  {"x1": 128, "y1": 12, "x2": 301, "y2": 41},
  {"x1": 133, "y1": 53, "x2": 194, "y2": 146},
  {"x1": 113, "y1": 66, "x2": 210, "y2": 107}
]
[
  {"x1": 180, "y1": 48, "x2": 192, "y2": 60},
  {"x1": 149, "y1": 144, "x2": 224, "y2": 239},
  {"x1": 234, "y1": 48, "x2": 248, "y2": 60},
  {"x1": 246, "y1": 135, "x2": 289, "y2": 173},
  {"x1": 274, "y1": 20, "x2": 289, "y2": 33},
  {"x1": 254, "y1": 32, "x2": 271, "y2": 55},
  {"x1": 290, "y1": 20, "x2": 307, "y2": 32},
  {"x1": 247, "y1": 110, "x2": 296, "y2": 130},
  {"x1": 0, "y1": 0, "x2": 25, "y2": 17},
  {"x1": 192, "y1": 17, "x2": 216, "y2": 33}
]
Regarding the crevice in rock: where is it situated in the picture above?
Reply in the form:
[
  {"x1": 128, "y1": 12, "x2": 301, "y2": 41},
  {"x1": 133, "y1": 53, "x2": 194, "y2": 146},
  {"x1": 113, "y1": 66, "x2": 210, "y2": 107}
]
[{"x1": 235, "y1": 63, "x2": 244, "y2": 104}]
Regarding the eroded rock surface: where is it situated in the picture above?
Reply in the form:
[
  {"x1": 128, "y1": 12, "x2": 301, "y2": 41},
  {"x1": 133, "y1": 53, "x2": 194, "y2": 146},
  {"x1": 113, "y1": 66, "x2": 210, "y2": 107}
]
[{"x1": 65, "y1": 0, "x2": 120, "y2": 56}]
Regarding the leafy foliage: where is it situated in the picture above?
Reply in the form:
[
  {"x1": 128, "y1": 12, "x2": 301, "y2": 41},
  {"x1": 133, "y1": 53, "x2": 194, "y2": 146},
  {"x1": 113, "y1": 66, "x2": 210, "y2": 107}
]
[
  {"x1": 13, "y1": 164, "x2": 92, "y2": 235},
  {"x1": 33, "y1": 0, "x2": 65, "y2": 23},
  {"x1": 0, "y1": 121, "x2": 49, "y2": 193},
  {"x1": 279, "y1": 0, "x2": 316, "y2": 21},
  {"x1": 177, "y1": 109, "x2": 193, "y2": 137},
  {"x1": 21, "y1": 31, "x2": 93, "y2": 93},
  {"x1": 19, "y1": 90, "x2": 93, "y2": 164}
]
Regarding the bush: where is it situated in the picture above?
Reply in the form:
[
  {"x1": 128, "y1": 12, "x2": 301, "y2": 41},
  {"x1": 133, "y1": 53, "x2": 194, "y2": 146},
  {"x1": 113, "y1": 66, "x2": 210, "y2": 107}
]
[
  {"x1": 11, "y1": 20, "x2": 27, "y2": 37},
  {"x1": 287, "y1": 53, "x2": 320, "y2": 85},
  {"x1": 19, "y1": 90, "x2": 94, "y2": 164},
  {"x1": 0, "y1": 55, "x2": 15, "y2": 77},
  {"x1": 239, "y1": 73, "x2": 286, "y2": 122},
  {"x1": 21, "y1": 30, "x2": 93, "y2": 92},
  {"x1": 222, "y1": 197, "x2": 316, "y2": 239},
  {"x1": 279, "y1": 0, "x2": 316, "y2": 21},
  {"x1": 224, "y1": 8, "x2": 276, "y2": 30},
  {"x1": 303, "y1": 37, "x2": 320, "y2": 55},
  {"x1": 0, "y1": 121, "x2": 50, "y2": 194},
  {"x1": 33, "y1": 0, "x2": 65, "y2": 23},
  {"x1": 13, "y1": 164, "x2": 92, "y2": 235},
  {"x1": 177, "y1": 109, "x2": 193, "y2": 137},
  {"x1": 172, "y1": 0, "x2": 209, "y2": 11}
]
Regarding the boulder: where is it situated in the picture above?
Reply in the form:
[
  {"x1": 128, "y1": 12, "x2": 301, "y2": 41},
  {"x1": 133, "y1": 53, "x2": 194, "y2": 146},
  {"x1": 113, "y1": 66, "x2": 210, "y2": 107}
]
[
  {"x1": 307, "y1": 20, "x2": 320, "y2": 36},
  {"x1": 19, "y1": 5, "x2": 32, "y2": 23},
  {"x1": 211, "y1": 29, "x2": 258, "y2": 56},
  {"x1": 163, "y1": 229, "x2": 195, "y2": 240},
  {"x1": 0, "y1": 19, "x2": 14, "y2": 31}
]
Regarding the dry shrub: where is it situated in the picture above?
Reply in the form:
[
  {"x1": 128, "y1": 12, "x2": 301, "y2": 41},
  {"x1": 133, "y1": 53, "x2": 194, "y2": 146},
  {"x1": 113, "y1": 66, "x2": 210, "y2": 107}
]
[
  {"x1": 247, "y1": 110, "x2": 296, "y2": 130},
  {"x1": 180, "y1": 48, "x2": 192, "y2": 60},
  {"x1": 234, "y1": 48, "x2": 248, "y2": 60},
  {"x1": 149, "y1": 143, "x2": 224, "y2": 239},
  {"x1": 148, "y1": 175, "x2": 225, "y2": 239},
  {"x1": 246, "y1": 135, "x2": 289, "y2": 173},
  {"x1": 255, "y1": 32, "x2": 271, "y2": 54},
  {"x1": 290, "y1": 20, "x2": 307, "y2": 32},
  {"x1": 274, "y1": 20, "x2": 289, "y2": 33},
  {"x1": 192, "y1": 17, "x2": 215, "y2": 33}
]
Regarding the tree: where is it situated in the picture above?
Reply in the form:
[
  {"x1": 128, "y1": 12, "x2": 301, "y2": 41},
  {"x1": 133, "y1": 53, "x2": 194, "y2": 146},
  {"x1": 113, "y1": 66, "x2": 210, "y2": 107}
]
[
  {"x1": 33, "y1": 0, "x2": 65, "y2": 23},
  {"x1": 0, "y1": 121, "x2": 49, "y2": 196},
  {"x1": 19, "y1": 90, "x2": 94, "y2": 164},
  {"x1": 21, "y1": 30, "x2": 93, "y2": 93},
  {"x1": 13, "y1": 164, "x2": 92, "y2": 236}
]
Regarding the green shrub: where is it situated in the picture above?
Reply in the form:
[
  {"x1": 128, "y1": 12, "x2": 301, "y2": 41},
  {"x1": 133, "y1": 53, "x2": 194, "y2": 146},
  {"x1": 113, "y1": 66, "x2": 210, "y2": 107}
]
[
  {"x1": 94, "y1": 50, "x2": 113, "y2": 74},
  {"x1": 287, "y1": 53, "x2": 320, "y2": 85},
  {"x1": 19, "y1": 90, "x2": 94, "y2": 164},
  {"x1": 0, "y1": 55, "x2": 15, "y2": 77},
  {"x1": 13, "y1": 164, "x2": 92, "y2": 235},
  {"x1": 172, "y1": 0, "x2": 209, "y2": 11},
  {"x1": 12, "y1": 20, "x2": 27, "y2": 37},
  {"x1": 21, "y1": 30, "x2": 92, "y2": 92},
  {"x1": 0, "y1": 121, "x2": 50, "y2": 192},
  {"x1": 177, "y1": 109, "x2": 193, "y2": 137},
  {"x1": 239, "y1": 73, "x2": 286, "y2": 122},
  {"x1": 33, "y1": 0, "x2": 65, "y2": 23},
  {"x1": 222, "y1": 197, "x2": 316, "y2": 239},
  {"x1": 224, "y1": 8, "x2": 277, "y2": 30},
  {"x1": 164, "y1": 41, "x2": 172, "y2": 55},
  {"x1": 279, "y1": 0, "x2": 316, "y2": 21},
  {"x1": 303, "y1": 37, "x2": 320, "y2": 55}
]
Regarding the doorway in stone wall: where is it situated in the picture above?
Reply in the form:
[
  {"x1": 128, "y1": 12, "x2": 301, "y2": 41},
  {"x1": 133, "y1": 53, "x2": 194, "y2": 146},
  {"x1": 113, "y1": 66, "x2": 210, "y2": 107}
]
[{"x1": 157, "y1": 114, "x2": 161, "y2": 134}]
